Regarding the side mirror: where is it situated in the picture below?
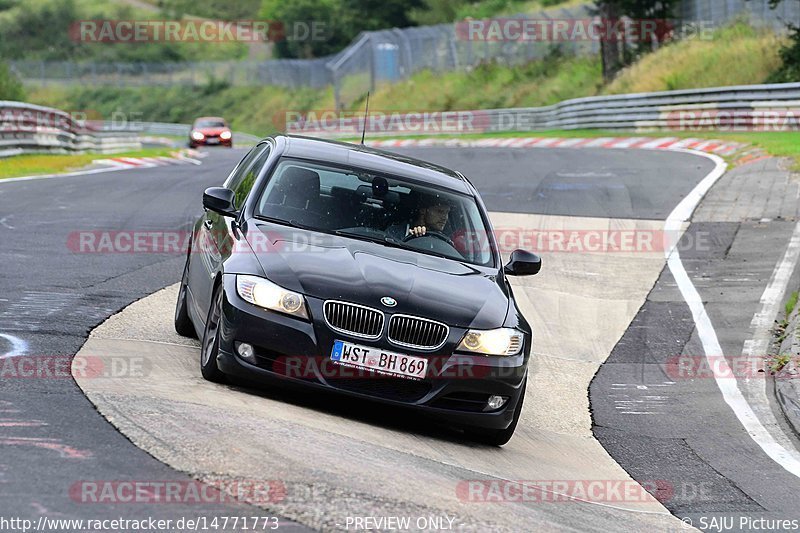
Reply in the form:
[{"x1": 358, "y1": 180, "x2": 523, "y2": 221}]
[
  {"x1": 503, "y1": 249, "x2": 541, "y2": 276},
  {"x1": 203, "y1": 187, "x2": 237, "y2": 217}
]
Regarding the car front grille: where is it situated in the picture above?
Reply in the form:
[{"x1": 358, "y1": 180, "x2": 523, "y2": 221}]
[
  {"x1": 388, "y1": 314, "x2": 449, "y2": 350},
  {"x1": 323, "y1": 300, "x2": 384, "y2": 339}
]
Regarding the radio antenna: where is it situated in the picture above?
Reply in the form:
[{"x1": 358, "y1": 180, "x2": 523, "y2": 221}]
[{"x1": 360, "y1": 92, "x2": 370, "y2": 145}]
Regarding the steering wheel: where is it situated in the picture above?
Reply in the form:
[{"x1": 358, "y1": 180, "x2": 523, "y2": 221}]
[{"x1": 403, "y1": 230, "x2": 455, "y2": 248}]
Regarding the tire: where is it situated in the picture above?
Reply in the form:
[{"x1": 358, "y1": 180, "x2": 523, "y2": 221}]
[
  {"x1": 200, "y1": 284, "x2": 227, "y2": 383},
  {"x1": 466, "y1": 377, "x2": 526, "y2": 446},
  {"x1": 174, "y1": 259, "x2": 197, "y2": 338}
]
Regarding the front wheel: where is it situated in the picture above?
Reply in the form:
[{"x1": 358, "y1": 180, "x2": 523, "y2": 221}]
[
  {"x1": 465, "y1": 377, "x2": 526, "y2": 446},
  {"x1": 200, "y1": 284, "x2": 227, "y2": 383}
]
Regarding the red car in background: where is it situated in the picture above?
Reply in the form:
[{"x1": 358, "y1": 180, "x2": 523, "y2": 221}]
[{"x1": 189, "y1": 117, "x2": 233, "y2": 148}]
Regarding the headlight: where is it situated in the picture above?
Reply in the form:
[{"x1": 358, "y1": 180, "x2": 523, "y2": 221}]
[
  {"x1": 220, "y1": 130, "x2": 232, "y2": 140},
  {"x1": 236, "y1": 275, "x2": 308, "y2": 319},
  {"x1": 191, "y1": 130, "x2": 204, "y2": 140},
  {"x1": 457, "y1": 328, "x2": 523, "y2": 356}
]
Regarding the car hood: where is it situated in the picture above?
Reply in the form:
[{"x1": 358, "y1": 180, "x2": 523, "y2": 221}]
[
  {"x1": 196, "y1": 127, "x2": 228, "y2": 135},
  {"x1": 246, "y1": 223, "x2": 509, "y2": 329}
]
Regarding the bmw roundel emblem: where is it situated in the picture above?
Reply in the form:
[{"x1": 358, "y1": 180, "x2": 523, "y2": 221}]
[{"x1": 381, "y1": 296, "x2": 397, "y2": 307}]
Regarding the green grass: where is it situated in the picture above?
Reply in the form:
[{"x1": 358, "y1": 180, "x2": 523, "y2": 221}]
[
  {"x1": 363, "y1": 21, "x2": 784, "y2": 113},
  {"x1": 769, "y1": 353, "x2": 793, "y2": 373},
  {"x1": 455, "y1": 0, "x2": 584, "y2": 22},
  {"x1": 786, "y1": 291, "x2": 799, "y2": 318},
  {"x1": 364, "y1": 53, "x2": 603, "y2": 112},
  {"x1": 606, "y1": 23, "x2": 784, "y2": 94},
  {"x1": 0, "y1": 147, "x2": 173, "y2": 180}
]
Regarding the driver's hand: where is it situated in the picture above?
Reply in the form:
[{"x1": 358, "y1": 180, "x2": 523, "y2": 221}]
[{"x1": 408, "y1": 226, "x2": 427, "y2": 237}]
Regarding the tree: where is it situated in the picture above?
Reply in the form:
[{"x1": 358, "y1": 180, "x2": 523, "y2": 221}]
[
  {"x1": 0, "y1": 0, "x2": 84, "y2": 61},
  {"x1": 262, "y1": 0, "x2": 424, "y2": 59},
  {"x1": 158, "y1": 0, "x2": 262, "y2": 20},
  {"x1": 758, "y1": 0, "x2": 800, "y2": 82},
  {"x1": 340, "y1": 0, "x2": 423, "y2": 33},
  {"x1": 408, "y1": 0, "x2": 470, "y2": 25},
  {"x1": 594, "y1": 0, "x2": 679, "y2": 82},
  {"x1": 261, "y1": 0, "x2": 351, "y2": 59}
]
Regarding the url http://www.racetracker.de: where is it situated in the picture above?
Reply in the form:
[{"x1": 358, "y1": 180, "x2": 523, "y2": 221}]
[{"x1": 0, "y1": 515, "x2": 282, "y2": 532}]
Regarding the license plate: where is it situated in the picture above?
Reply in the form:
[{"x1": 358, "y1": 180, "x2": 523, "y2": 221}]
[
  {"x1": 331, "y1": 340, "x2": 427, "y2": 380},
  {"x1": 206, "y1": 137, "x2": 220, "y2": 144}
]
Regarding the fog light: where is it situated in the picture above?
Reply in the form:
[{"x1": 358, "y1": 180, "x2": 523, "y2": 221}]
[
  {"x1": 487, "y1": 395, "x2": 508, "y2": 410},
  {"x1": 236, "y1": 342, "x2": 256, "y2": 363}
]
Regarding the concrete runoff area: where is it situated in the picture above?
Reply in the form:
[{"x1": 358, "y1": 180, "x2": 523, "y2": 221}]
[{"x1": 75, "y1": 210, "x2": 684, "y2": 531}]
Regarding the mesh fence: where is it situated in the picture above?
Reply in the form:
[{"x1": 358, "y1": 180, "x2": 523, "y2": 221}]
[
  {"x1": 8, "y1": 0, "x2": 796, "y2": 110},
  {"x1": 679, "y1": 0, "x2": 800, "y2": 29}
]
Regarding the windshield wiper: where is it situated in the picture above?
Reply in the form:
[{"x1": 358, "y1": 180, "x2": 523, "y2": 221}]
[
  {"x1": 334, "y1": 229, "x2": 407, "y2": 249},
  {"x1": 333, "y1": 230, "x2": 460, "y2": 261}
]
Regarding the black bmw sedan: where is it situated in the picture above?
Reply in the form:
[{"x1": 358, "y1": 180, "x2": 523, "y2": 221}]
[{"x1": 175, "y1": 135, "x2": 541, "y2": 445}]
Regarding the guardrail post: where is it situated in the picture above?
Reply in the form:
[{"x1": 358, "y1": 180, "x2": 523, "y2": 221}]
[
  {"x1": 368, "y1": 34, "x2": 376, "y2": 93},
  {"x1": 329, "y1": 64, "x2": 342, "y2": 112}
]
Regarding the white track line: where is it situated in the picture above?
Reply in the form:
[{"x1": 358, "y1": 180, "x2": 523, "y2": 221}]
[
  {"x1": 0, "y1": 165, "x2": 128, "y2": 184},
  {"x1": 740, "y1": 221, "x2": 800, "y2": 462},
  {"x1": 0, "y1": 154, "x2": 200, "y2": 184},
  {"x1": 665, "y1": 149, "x2": 800, "y2": 479},
  {"x1": 0, "y1": 333, "x2": 28, "y2": 359}
]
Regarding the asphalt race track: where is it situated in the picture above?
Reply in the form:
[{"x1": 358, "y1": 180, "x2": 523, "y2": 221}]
[{"x1": 2, "y1": 144, "x2": 800, "y2": 531}]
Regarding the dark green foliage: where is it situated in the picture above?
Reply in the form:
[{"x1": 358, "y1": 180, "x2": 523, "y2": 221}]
[
  {"x1": 593, "y1": 0, "x2": 680, "y2": 81},
  {"x1": 0, "y1": 0, "x2": 246, "y2": 62},
  {"x1": 157, "y1": 0, "x2": 262, "y2": 20},
  {"x1": 0, "y1": 60, "x2": 25, "y2": 100},
  {"x1": 265, "y1": 0, "x2": 423, "y2": 59},
  {"x1": 759, "y1": 0, "x2": 800, "y2": 82}
]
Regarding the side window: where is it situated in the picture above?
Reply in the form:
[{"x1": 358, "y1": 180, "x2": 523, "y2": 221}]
[
  {"x1": 224, "y1": 144, "x2": 271, "y2": 210},
  {"x1": 224, "y1": 145, "x2": 264, "y2": 189}
]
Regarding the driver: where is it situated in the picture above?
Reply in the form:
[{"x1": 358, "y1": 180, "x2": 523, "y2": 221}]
[{"x1": 386, "y1": 192, "x2": 451, "y2": 242}]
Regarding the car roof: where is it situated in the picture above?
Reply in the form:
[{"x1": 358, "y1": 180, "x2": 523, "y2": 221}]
[
  {"x1": 194, "y1": 117, "x2": 226, "y2": 123},
  {"x1": 274, "y1": 134, "x2": 471, "y2": 195}
]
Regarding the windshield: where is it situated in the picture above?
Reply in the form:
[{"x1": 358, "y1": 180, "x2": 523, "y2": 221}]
[
  {"x1": 195, "y1": 120, "x2": 226, "y2": 128},
  {"x1": 254, "y1": 158, "x2": 495, "y2": 267}
]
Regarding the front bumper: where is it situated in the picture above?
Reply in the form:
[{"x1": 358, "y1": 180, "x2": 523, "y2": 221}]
[
  {"x1": 189, "y1": 137, "x2": 232, "y2": 147},
  {"x1": 215, "y1": 275, "x2": 529, "y2": 430}
]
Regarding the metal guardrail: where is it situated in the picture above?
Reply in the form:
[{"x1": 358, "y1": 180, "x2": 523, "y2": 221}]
[
  {"x1": 130, "y1": 122, "x2": 262, "y2": 145},
  {"x1": 5, "y1": 82, "x2": 795, "y2": 162},
  {"x1": 287, "y1": 82, "x2": 800, "y2": 136},
  {"x1": 0, "y1": 102, "x2": 263, "y2": 158},
  {"x1": 0, "y1": 101, "x2": 141, "y2": 157}
]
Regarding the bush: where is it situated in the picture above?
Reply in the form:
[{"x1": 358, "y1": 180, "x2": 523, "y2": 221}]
[
  {"x1": 0, "y1": 0, "x2": 84, "y2": 61},
  {"x1": 768, "y1": 23, "x2": 800, "y2": 82},
  {"x1": 0, "y1": 0, "x2": 245, "y2": 62},
  {"x1": 0, "y1": 61, "x2": 25, "y2": 101}
]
